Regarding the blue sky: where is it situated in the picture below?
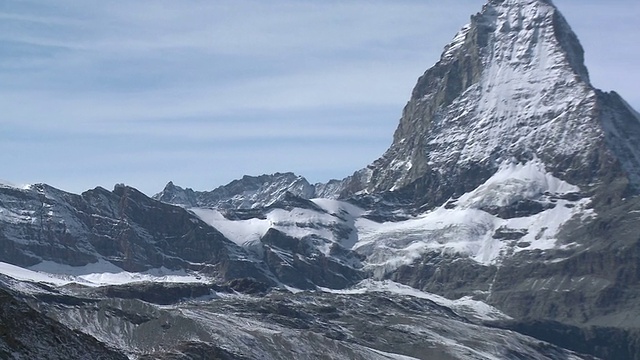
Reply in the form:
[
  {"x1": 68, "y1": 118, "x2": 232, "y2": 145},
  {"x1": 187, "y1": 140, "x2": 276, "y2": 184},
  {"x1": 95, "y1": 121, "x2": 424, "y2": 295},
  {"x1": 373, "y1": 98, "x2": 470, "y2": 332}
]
[{"x1": 1, "y1": 0, "x2": 638, "y2": 195}]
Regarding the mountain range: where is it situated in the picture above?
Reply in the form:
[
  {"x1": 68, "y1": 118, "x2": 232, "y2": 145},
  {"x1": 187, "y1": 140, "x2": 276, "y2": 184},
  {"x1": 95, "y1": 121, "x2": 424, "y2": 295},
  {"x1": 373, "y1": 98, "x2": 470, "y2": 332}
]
[{"x1": 2, "y1": 0, "x2": 640, "y2": 358}]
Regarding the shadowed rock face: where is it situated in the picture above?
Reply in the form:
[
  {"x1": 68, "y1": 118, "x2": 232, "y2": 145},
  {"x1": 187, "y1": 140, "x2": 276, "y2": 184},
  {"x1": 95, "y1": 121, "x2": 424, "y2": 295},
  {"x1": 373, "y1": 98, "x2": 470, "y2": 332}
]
[
  {"x1": 0, "y1": 183, "x2": 275, "y2": 284},
  {"x1": 0, "y1": 182, "x2": 366, "y2": 291},
  {"x1": 0, "y1": 287, "x2": 128, "y2": 360},
  {"x1": 490, "y1": 319, "x2": 640, "y2": 360},
  {"x1": 260, "y1": 228, "x2": 364, "y2": 290}
]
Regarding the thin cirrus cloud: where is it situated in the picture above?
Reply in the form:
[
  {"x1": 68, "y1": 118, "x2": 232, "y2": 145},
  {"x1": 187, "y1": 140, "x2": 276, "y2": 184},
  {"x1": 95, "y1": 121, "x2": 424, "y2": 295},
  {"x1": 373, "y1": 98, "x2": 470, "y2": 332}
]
[{"x1": 0, "y1": 0, "x2": 638, "y2": 195}]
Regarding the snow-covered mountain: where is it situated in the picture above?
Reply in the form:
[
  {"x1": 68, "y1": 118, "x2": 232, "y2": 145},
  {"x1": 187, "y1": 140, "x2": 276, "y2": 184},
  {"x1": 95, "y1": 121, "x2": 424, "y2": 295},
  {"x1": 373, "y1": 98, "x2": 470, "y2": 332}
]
[
  {"x1": 1, "y1": 0, "x2": 640, "y2": 358},
  {"x1": 332, "y1": 0, "x2": 640, "y2": 211}
]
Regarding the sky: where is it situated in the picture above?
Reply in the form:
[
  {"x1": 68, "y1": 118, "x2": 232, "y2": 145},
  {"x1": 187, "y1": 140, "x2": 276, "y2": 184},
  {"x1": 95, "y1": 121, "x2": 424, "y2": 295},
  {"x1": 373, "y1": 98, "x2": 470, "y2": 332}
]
[{"x1": 1, "y1": 0, "x2": 638, "y2": 195}]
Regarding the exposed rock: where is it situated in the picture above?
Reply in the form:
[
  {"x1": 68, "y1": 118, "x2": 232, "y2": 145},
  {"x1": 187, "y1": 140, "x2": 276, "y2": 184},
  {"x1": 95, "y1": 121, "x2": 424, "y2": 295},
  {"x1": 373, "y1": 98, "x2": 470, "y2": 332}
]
[
  {"x1": 0, "y1": 183, "x2": 272, "y2": 283},
  {"x1": 481, "y1": 200, "x2": 555, "y2": 219},
  {"x1": 492, "y1": 226, "x2": 528, "y2": 240},
  {"x1": 14, "y1": 279, "x2": 595, "y2": 360},
  {"x1": 0, "y1": 287, "x2": 127, "y2": 360},
  {"x1": 261, "y1": 229, "x2": 363, "y2": 290},
  {"x1": 490, "y1": 319, "x2": 638, "y2": 360}
]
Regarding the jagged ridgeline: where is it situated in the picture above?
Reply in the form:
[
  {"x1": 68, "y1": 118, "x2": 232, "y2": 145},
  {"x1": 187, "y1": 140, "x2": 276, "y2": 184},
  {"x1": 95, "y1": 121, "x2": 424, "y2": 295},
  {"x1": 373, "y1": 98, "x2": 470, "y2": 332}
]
[{"x1": 1, "y1": 0, "x2": 640, "y2": 359}]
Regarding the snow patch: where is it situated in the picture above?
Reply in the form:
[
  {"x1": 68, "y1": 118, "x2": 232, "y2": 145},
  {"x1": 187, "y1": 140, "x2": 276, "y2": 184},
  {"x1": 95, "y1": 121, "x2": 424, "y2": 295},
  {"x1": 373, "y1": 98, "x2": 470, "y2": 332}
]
[
  {"x1": 442, "y1": 24, "x2": 471, "y2": 61},
  {"x1": 190, "y1": 199, "x2": 364, "y2": 253},
  {"x1": 0, "y1": 179, "x2": 26, "y2": 189},
  {"x1": 0, "y1": 260, "x2": 208, "y2": 287},
  {"x1": 457, "y1": 159, "x2": 578, "y2": 209},
  {"x1": 189, "y1": 208, "x2": 270, "y2": 246}
]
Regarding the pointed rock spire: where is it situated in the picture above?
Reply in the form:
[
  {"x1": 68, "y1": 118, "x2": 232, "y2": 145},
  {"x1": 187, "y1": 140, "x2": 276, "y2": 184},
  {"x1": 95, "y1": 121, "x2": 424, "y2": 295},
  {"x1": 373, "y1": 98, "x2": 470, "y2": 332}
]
[{"x1": 154, "y1": 181, "x2": 197, "y2": 207}]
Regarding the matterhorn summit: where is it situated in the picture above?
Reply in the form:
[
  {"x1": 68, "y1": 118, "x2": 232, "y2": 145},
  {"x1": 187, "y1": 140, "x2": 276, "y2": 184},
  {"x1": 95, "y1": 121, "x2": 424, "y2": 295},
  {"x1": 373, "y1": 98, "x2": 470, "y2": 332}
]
[{"x1": 337, "y1": 0, "x2": 640, "y2": 211}]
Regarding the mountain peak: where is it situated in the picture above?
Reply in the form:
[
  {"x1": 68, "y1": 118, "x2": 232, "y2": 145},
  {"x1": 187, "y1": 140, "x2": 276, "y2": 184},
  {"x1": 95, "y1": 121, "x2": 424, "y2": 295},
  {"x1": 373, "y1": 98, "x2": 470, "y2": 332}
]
[
  {"x1": 480, "y1": 0, "x2": 588, "y2": 79},
  {"x1": 430, "y1": 0, "x2": 589, "y2": 104},
  {"x1": 332, "y1": 0, "x2": 639, "y2": 210},
  {"x1": 154, "y1": 181, "x2": 197, "y2": 207}
]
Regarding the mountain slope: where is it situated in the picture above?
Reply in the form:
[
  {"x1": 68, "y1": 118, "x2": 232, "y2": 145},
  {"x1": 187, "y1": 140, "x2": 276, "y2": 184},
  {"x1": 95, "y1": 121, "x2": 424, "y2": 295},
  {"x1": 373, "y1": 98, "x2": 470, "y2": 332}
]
[
  {"x1": 0, "y1": 272, "x2": 596, "y2": 360},
  {"x1": 0, "y1": 182, "x2": 274, "y2": 283},
  {"x1": 0, "y1": 181, "x2": 365, "y2": 291}
]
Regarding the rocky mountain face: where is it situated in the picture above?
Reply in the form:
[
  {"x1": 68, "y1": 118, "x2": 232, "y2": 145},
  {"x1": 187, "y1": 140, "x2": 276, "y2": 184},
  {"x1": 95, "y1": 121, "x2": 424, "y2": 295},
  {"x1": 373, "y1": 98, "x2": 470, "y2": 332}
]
[
  {"x1": 0, "y1": 273, "x2": 598, "y2": 360},
  {"x1": 0, "y1": 183, "x2": 268, "y2": 280},
  {"x1": 1, "y1": 0, "x2": 640, "y2": 359},
  {"x1": 0, "y1": 280, "x2": 127, "y2": 360},
  {"x1": 0, "y1": 182, "x2": 365, "y2": 292},
  {"x1": 327, "y1": 1, "x2": 640, "y2": 357}
]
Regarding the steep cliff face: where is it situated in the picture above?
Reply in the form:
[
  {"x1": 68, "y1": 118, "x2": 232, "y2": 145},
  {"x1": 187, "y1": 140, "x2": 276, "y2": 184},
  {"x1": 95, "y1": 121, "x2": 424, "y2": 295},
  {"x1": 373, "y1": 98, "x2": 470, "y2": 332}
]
[
  {"x1": 334, "y1": 0, "x2": 640, "y2": 210},
  {"x1": 0, "y1": 181, "x2": 366, "y2": 291}
]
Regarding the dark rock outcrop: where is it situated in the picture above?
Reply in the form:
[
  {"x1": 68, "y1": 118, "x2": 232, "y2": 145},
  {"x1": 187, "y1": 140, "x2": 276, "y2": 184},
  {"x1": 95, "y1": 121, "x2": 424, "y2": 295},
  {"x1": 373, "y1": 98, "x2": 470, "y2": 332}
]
[{"x1": 0, "y1": 287, "x2": 128, "y2": 360}]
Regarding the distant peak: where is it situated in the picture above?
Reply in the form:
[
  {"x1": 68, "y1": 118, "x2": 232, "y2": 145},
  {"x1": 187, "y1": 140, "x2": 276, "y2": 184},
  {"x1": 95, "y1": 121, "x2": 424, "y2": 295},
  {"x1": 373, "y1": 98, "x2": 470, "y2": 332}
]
[{"x1": 163, "y1": 181, "x2": 180, "y2": 190}]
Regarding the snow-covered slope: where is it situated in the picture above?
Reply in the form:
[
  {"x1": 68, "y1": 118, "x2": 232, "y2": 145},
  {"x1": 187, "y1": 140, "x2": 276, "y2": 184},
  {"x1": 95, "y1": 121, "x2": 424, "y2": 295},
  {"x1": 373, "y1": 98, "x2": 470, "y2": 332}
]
[
  {"x1": 355, "y1": 159, "x2": 592, "y2": 276},
  {"x1": 0, "y1": 260, "x2": 207, "y2": 288},
  {"x1": 189, "y1": 197, "x2": 365, "y2": 290},
  {"x1": 184, "y1": 159, "x2": 592, "y2": 277},
  {"x1": 321, "y1": 279, "x2": 511, "y2": 322},
  {"x1": 191, "y1": 199, "x2": 363, "y2": 249}
]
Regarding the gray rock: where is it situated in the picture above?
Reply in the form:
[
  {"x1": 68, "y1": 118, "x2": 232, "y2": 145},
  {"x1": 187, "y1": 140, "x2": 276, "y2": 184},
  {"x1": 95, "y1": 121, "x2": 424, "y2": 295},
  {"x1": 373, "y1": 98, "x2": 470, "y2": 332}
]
[{"x1": 0, "y1": 287, "x2": 128, "y2": 360}]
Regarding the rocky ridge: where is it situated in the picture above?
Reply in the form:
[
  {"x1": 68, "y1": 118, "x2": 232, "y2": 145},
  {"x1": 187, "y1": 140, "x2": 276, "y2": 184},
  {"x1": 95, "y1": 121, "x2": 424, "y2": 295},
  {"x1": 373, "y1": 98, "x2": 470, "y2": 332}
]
[{"x1": 155, "y1": 173, "x2": 317, "y2": 209}]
